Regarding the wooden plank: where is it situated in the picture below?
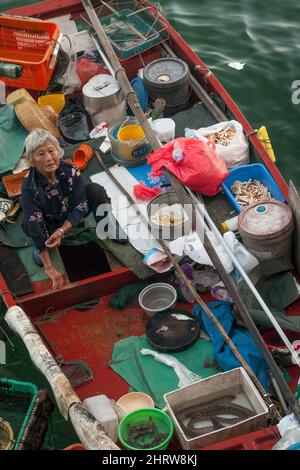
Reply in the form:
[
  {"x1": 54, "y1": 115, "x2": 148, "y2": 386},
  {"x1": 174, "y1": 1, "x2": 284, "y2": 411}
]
[
  {"x1": 0, "y1": 245, "x2": 34, "y2": 297},
  {"x1": 288, "y1": 180, "x2": 300, "y2": 272}
]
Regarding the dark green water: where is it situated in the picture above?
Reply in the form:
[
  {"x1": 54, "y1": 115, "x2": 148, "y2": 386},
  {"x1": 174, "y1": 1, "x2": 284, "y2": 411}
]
[{"x1": 160, "y1": 0, "x2": 300, "y2": 190}]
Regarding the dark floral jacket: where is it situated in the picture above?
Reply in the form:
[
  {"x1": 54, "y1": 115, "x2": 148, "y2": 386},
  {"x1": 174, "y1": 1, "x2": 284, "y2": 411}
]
[{"x1": 21, "y1": 161, "x2": 89, "y2": 252}]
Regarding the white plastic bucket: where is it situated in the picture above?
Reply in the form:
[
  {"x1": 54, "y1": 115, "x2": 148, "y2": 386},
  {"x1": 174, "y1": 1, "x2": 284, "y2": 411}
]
[{"x1": 151, "y1": 118, "x2": 176, "y2": 143}]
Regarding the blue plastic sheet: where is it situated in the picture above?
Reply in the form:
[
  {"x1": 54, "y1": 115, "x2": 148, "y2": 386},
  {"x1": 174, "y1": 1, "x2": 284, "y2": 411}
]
[{"x1": 193, "y1": 301, "x2": 269, "y2": 391}]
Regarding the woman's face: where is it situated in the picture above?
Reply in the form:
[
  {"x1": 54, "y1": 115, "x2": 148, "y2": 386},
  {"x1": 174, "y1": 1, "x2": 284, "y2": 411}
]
[{"x1": 32, "y1": 141, "x2": 60, "y2": 177}]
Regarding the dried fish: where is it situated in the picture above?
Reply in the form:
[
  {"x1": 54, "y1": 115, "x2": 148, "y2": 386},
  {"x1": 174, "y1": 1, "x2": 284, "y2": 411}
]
[
  {"x1": 207, "y1": 127, "x2": 236, "y2": 146},
  {"x1": 231, "y1": 179, "x2": 271, "y2": 208}
]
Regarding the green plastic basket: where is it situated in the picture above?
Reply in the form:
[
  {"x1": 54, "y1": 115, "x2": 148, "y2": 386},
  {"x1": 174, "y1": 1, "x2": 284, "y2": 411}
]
[{"x1": 0, "y1": 378, "x2": 38, "y2": 450}]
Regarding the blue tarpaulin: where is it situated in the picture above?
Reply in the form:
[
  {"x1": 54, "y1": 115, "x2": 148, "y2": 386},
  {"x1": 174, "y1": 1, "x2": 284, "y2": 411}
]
[{"x1": 193, "y1": 300, "x2": 270, "y2": 391}]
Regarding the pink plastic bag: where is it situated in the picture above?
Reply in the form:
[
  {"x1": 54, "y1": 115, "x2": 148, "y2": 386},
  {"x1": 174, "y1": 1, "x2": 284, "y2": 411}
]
[
  {"x1": 147, "y1": 137, "x2": 229, "y2": 196},
  {"x1": 76, "y1": 59, "x2": 108, "y2": 85},
  {"x1": 133, "y1": 183, "x2": 160, "y2": 201}
]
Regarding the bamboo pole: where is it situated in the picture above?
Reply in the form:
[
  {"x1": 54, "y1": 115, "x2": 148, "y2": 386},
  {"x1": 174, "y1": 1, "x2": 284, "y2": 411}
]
[{"x1": 4, "y1": 306, "x2": 119, "y2": 450}]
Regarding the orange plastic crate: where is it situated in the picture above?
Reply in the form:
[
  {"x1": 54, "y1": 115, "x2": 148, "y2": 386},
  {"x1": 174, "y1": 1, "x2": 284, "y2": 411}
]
[{"x1": 0, "y1": 17, "x2": 59, "y2": 91}]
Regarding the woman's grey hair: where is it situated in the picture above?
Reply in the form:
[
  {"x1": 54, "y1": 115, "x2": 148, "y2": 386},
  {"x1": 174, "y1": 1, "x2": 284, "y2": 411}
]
[{"x1": 25, "y1": 128, "x2": 64, "y2": 164}]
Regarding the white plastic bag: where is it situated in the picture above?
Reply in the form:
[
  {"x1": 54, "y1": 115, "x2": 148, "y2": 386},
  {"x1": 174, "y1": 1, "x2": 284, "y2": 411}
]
[
  {"x1": 140, "y1": 348, "x2": 202, "y2": 388},
  {"x1": 192, "y1": 120, "x2": 249, "y2": 168},
  {"x1": 272, "y1": 413, "x2": 300, "y2": 450},
  {"x1": 57, "y1": 48, "x2": 81, "y2": 94}
]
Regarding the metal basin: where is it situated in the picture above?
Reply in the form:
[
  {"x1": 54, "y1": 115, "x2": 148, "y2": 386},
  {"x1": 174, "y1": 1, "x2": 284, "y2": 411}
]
[
  {"x1": 147, "y1": 191, "x2": 195, "y2": 241},
  {"x1": 138, "y1": 283, "x2": 177, "y2": 317}
]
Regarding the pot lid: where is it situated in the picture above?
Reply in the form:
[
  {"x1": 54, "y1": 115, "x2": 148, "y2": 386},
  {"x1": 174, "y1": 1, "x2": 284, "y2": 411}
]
[
  {"x1": 83, "y1": 74, "x2": 120, "y2": 99},
  {"x1": 144, "y1": 58, "x2": 189, "y2": 87},
  {"x1": 238, "y1": 201, "x2": 293, "y2": 239},
  {"x1": 145, "y1": 308, "x2": 200, "y2": 353}
]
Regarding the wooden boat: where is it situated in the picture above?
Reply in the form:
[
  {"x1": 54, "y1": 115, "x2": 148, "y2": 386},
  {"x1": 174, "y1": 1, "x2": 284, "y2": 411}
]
[{"x1": 1, "y1": 0, "x2": 300, "y2": 451}]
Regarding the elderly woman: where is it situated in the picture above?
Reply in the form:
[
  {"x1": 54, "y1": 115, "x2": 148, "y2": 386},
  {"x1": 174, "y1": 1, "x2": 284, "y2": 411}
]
[{"x1": 22, "y1": 128, "x2": 126, "y2": 290}]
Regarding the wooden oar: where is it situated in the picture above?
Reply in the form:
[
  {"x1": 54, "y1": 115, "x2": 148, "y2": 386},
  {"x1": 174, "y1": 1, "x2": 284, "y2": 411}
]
[{"x1": 4, "y1": 305, "x2": 119, "y2": 450}]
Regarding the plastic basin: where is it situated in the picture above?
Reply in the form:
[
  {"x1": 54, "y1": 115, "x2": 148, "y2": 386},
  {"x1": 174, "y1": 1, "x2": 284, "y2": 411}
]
[
  {"x1": 138, "y1": 283, "x2": 177, "y2": 317},
  {"x1": 116, "y1": 392, "x2": 154, "y2": 416},
  {"x1": 118, "y1": 408, "x2": 174, "y2": 450},
  {"x1": 222, "y1": 163, "x2": 285, "y2": 213}
]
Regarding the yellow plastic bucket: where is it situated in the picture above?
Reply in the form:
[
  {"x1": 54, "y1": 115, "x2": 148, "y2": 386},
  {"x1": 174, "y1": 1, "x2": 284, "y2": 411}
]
[
  {"x1": 117, "y1": 124, "x2": 145, "y2": 142},
  {"x1": 38, "y1": 94, "x2": 65, "y2": 114}
]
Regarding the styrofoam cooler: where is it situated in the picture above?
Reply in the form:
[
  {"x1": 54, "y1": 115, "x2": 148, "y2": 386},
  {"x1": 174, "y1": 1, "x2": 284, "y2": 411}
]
[{"x1": 164, "y1": 368, "x2": 269, "y2": 450}]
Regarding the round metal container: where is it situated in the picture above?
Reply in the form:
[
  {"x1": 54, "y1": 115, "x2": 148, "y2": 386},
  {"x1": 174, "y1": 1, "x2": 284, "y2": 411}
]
[
  {"x1": 147, "y1": 191, "x2": 194, "y2": 241},
  {"x1": 143, "y1": 58, "x2": 190, "y2": 116},
  {"x1": 83, "y1": 74, "x2": 124, "y2": 109},
  {"x1": 138, "y1": 283, "x2": 177, "y2": 317},
  {"x1": 108, "y1": 117, "x2": 151, "y2": 167},
  {"x1": 238, "y1": 201, "x2": 294, "y2": 260}
]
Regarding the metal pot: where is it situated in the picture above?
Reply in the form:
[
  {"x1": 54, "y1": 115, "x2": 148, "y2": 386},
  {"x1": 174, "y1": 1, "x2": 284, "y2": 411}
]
[
  {"x1": 83, "y1": 74, "x2": 124, "y2": 110},
  {"x1": 147, "y1": 191, "x2": 195, "y2": 241}
]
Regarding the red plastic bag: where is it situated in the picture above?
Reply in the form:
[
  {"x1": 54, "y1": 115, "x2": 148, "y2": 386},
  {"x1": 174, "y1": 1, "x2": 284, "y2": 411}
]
[
  {"x1": 76, "y1": 59, "x2": 108, "y2": 85},
  {"x1": 147, "y1": 137, "x2": 229, "y2": 196},
  {"x1": 133, "y1": 183, "x2": 160, "y2": 201}
]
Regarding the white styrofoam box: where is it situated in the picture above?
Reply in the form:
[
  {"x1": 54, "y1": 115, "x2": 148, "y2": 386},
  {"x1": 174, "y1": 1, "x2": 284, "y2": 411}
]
[
  {"x1": 83, "y1": 394, "x2": 118, "y2": 442},
  {"x1": 164, "y1": 367, "x2": 269, "y2": 450}
]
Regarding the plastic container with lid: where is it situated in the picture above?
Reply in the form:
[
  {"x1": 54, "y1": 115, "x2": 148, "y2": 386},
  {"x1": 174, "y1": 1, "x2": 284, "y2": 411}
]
[
  {"x1": 83, "y1": 395, "x2": 118, "y2": 442},
  {"x1": 238, "y1": 201, "x2": 294, "y2": 260},
  {"x1": 151, "y1": 118, "x2": 176, "y2": 143}
]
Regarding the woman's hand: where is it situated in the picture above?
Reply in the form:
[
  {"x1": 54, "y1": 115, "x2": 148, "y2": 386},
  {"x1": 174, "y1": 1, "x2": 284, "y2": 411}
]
[
  {"x1": 45, "y1": 229, "x2": 63, "y2": 249},
  {"x1": 45, "y1": 267, "x2": 65, "y2": 290}
]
